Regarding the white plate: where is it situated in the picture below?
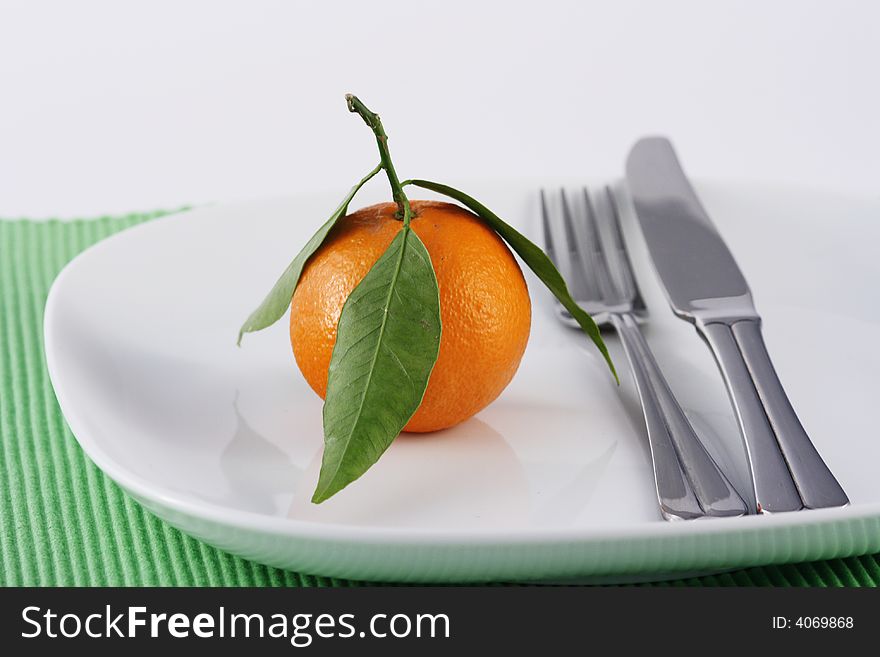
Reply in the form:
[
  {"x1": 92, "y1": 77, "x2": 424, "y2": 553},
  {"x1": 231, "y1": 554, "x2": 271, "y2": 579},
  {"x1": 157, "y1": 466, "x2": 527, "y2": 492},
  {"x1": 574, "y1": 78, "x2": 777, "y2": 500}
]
[{"x1": 45, "y1": 179, "x2": 880, "y2": 582}]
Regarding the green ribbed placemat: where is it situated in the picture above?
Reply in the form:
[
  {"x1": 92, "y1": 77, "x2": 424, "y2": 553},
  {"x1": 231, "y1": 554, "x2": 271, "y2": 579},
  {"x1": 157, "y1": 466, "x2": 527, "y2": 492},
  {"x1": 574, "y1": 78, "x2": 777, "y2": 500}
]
[{"x1": 1, "y1": 211, "x2": 878, "y2": 587}]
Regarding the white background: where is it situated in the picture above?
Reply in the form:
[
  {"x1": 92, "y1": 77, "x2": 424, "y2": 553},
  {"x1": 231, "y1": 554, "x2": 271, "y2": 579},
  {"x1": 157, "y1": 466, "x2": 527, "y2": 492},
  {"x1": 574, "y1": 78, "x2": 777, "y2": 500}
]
[{"x1": 1, "y1": 0, "x2": 877, "y2": 218}]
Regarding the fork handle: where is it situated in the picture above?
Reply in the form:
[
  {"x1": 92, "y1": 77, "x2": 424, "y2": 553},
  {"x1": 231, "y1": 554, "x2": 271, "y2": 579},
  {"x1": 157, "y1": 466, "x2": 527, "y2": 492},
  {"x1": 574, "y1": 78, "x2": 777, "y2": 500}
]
[
  {"x1": 697, "y1": 319, "x2": 848, "y2": 513},
  {"x1": 611, "y1": 313, "x2": 747, "y2": 519}
]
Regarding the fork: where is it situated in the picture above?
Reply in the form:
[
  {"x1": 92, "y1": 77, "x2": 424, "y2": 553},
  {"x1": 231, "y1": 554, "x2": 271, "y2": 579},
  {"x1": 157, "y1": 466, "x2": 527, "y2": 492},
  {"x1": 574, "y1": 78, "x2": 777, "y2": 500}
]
[{"x1": 541, "y1": 186, "x2": 747, "y2": 520}]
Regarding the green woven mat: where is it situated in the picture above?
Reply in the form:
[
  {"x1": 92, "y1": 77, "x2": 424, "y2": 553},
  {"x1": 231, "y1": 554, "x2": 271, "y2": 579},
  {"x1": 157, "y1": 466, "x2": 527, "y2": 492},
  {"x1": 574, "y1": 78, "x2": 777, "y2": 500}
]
[{"x1": 1, "y1": 211, "x2": 878, "y2": 587}]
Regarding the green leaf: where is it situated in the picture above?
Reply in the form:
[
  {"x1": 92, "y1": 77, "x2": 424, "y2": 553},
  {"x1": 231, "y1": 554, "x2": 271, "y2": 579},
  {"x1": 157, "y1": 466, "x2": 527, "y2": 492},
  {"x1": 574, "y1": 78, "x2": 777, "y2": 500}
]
[
  {"x1": 406, "y1": 178, "x2": 618, "y2": 383},
  {"x1": 313, "y1": 226, "x2": 442, "y2": 502},
  {"x1": 237, "y1": 163, "x2": 382, "y2": 345}
]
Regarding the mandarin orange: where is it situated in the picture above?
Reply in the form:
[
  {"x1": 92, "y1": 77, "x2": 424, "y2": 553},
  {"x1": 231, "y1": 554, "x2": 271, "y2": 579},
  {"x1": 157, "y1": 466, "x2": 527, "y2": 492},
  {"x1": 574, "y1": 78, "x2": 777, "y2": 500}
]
[{"x1": 289, "y1": 200, "x2": 531, "y2": 432}]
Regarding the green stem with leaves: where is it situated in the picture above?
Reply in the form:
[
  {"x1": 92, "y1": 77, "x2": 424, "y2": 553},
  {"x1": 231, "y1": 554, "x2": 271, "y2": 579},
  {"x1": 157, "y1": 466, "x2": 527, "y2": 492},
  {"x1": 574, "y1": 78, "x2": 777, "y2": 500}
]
[{"x1": 346, "y1": 94, "x2": 412, "y2": 225}]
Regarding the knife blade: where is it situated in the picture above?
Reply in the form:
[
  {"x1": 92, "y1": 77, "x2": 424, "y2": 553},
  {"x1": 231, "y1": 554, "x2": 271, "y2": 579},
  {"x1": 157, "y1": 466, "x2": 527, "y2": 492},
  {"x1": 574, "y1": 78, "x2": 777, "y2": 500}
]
[
  {"x1": 625, "y1": 136, "x2": 848, "y2": 514},
  {"x1": 624, "y1": 138, "x2": 752, "y2": 319}
]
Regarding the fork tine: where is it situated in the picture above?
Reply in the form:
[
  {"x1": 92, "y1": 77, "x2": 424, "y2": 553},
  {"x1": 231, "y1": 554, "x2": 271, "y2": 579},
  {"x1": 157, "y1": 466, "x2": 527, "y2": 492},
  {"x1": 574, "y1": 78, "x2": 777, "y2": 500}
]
[
  {"x1": 555, "y1": 189, "x2": 594, "y2": 300},
  {"x1": 601, "y1": 185, "x2": 641, "y2": 304},
  {"x1": 560, "y1": 190, "x2": 595, "y2": 299},
  {"x1": 559, "y1": 188, "x2": 580, "y2": 254},
  {"x1": 539, "y1": 189, "x2": 558, "y2": 263},
  {"x1": 542, "y1": 189, "x2": 584, "y2": 299},
  {"x1": 581, "y1": 187, "x2": 619, "y2": 303}
]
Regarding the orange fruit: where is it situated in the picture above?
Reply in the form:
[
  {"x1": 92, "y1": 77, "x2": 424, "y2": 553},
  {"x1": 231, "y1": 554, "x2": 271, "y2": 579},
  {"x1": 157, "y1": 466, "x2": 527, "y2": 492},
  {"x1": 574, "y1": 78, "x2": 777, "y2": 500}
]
[{"x1": 290, "y1": 200, "x2": 531, "y2": 432}]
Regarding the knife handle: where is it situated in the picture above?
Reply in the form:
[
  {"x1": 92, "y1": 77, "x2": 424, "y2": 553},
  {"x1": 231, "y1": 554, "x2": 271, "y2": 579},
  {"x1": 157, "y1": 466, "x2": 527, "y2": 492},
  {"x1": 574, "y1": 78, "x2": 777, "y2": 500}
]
[
  {"x1": 731, "y1": 320, "x2": 849, "y2": 509},
  {"x1": 697, "y1": 319, "x2": 848, "y2": 513},
  {"x1": 612, "y1": 313, "x2": 746, "y2": 519}
]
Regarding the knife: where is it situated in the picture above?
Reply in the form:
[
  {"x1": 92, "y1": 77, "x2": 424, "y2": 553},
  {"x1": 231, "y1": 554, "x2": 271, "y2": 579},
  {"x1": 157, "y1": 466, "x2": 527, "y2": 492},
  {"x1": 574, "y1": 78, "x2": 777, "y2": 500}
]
[{"x1": 625, "y1": 136, "x2": 848, "y2": 514}]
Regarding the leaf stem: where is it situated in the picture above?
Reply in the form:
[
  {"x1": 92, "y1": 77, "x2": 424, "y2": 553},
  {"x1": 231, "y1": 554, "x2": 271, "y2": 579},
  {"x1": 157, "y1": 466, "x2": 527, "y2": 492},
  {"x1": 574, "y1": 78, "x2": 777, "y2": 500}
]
[{"x1": 346, "y1": 94, "x2": 411, "y2": 225}]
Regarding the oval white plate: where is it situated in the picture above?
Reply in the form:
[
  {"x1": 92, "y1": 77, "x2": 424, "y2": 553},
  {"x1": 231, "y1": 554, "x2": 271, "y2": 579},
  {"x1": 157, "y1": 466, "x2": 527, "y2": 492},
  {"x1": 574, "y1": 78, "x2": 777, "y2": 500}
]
[{"x1": 45, "y1": 179, "x2": 880, "y2": 582}]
